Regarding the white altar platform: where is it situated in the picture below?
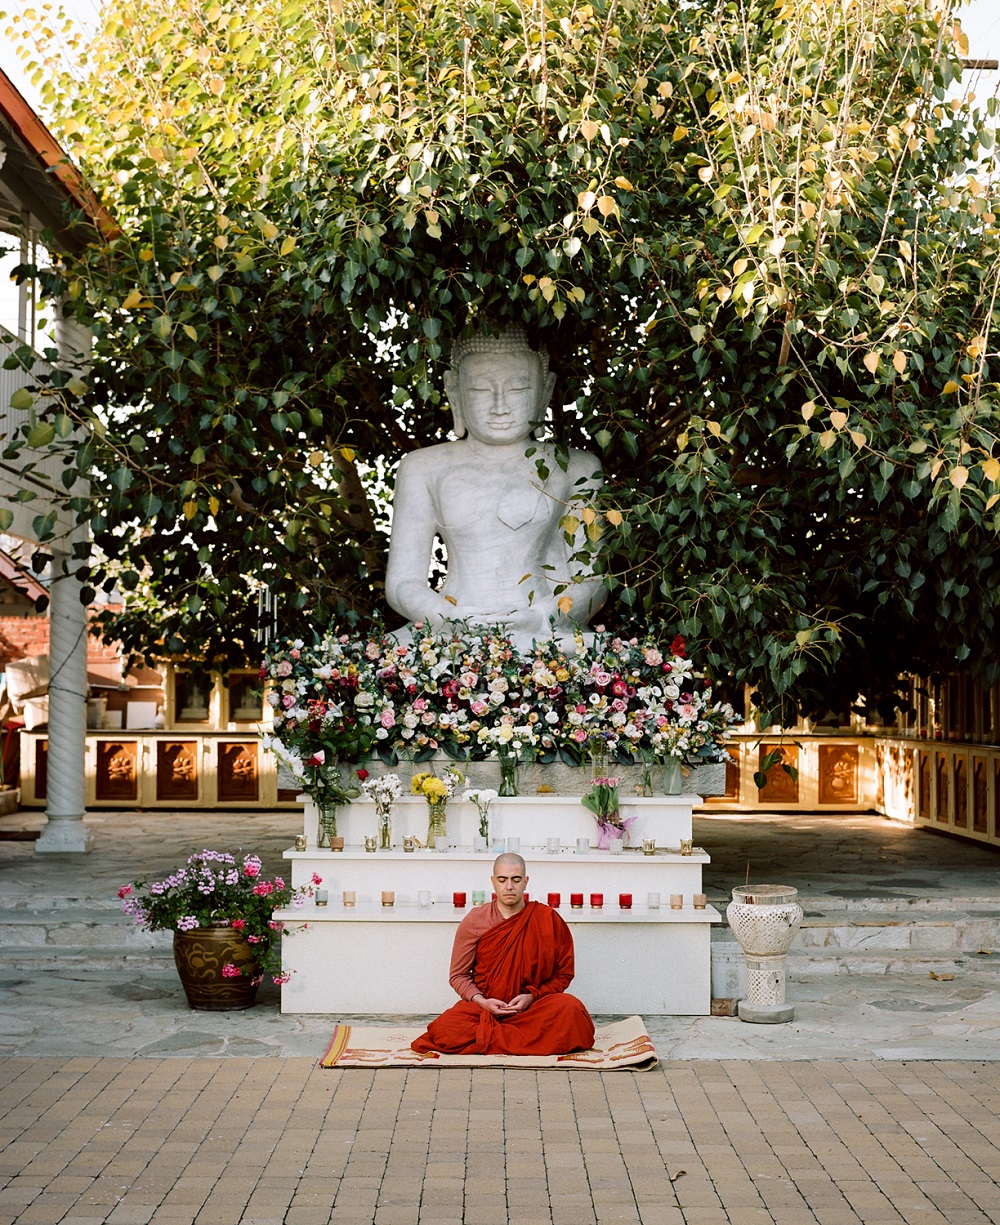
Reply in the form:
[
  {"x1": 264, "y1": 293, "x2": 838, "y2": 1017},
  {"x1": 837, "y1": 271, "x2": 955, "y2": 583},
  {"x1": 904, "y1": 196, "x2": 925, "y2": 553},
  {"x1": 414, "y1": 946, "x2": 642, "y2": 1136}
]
[{"x1": 280, "y1": 793, "x2": 720, "y2": 1016}]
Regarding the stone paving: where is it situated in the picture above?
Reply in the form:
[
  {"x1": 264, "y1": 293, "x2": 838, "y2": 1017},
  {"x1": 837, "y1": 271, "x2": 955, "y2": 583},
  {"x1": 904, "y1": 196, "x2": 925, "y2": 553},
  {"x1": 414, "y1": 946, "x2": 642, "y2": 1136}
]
[{"x1": 2, "y1": 807, "x2": 1000, "y2": 1222}]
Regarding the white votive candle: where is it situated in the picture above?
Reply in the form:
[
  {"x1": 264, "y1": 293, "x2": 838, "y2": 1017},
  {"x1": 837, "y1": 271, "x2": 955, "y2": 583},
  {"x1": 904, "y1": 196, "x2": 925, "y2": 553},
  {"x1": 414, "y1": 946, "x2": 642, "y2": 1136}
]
[
  {"x1": 417, "y1": 890, "x2": 431, "y2": 907},
  {"x1": 576, "y1": 838, "x2": 590, "y2": 854},
  {"x1": 647, "y1": 892, "x2": 661, "y2": 910},
  {"x1": 546, "y1": 837, "x2": 560, "y2": 854}
]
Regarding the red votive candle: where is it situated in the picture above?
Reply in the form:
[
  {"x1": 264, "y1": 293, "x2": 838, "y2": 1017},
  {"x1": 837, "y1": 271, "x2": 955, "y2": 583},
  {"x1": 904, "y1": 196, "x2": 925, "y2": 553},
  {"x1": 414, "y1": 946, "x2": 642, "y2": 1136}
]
[
  {"x1": 570, "y1": 893, "x2": 584, "y2": 908},
  {"x1": 453, "y1": 892, "x2": 467, "y2": 908},
  {"x1": 619, "y1": 893, "x2": 632, "y2": 910},
  {"x1": 547, "y1": 892, "x2": 561, "y2": 908},
  {"x1": 590, "y1": 892, "x2": 603, "y2": 909}
]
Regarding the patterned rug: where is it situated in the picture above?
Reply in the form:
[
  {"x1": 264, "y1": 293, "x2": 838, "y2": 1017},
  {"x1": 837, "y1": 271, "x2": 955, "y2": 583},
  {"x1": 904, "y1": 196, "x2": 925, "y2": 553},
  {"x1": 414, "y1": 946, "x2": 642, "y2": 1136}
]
[{"x1": 319, "y1": 1014, "x2": 658, "y2": 1070}]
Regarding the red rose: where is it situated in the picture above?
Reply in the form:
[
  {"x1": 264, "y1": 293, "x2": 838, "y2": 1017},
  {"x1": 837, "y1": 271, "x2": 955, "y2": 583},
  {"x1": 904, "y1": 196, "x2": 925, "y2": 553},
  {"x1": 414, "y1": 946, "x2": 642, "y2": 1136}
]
[{"x1": 357, "y1": 768, "x2": 370, "y2": 781}]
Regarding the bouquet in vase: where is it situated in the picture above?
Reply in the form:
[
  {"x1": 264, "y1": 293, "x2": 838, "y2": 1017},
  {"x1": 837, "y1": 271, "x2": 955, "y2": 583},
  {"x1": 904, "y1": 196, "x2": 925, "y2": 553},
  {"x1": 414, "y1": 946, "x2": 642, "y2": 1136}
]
[{"x1": 581, "y1": 776, "x2": 638, "y2": 849}]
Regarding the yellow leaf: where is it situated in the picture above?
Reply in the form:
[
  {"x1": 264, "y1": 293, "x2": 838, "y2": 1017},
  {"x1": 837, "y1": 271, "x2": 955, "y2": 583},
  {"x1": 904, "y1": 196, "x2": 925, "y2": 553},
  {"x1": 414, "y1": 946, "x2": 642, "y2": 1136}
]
[
  {"x1": 122, "y1": 288, "x2": 144, "y2": 309},
  {"x1": 560, "y1": 514, "x2": 580, "y2": 535},
  {"x1": 582, "y1": 216, "x2": 600, "y2": 236},
  {"x1": 339, "y1": 446, "x2": 356, "y2": 462},
  {"x1": 280, "y1": 236, "x2": 296, "y2": 256},
  {"x1": 930, "y1": 459, "x2": 944, "y2": 480},
  {"x1": 613, "y1": 176, "x2": 634, "y2": 191},
  {"x1": 522, "y1": 274, "x2": 536, "y2": 285},
  {"x1": 580, "y1": 507, "x2": 597, "y2": 525},
  {"x1": 580, "y1": 119, "x2": 599, "y2": 141},
  {"x1": 597, "y1": 195, "x2": 617, "y2": 217},
  {"x1": 982, "y1": 457, "x2": 1000, "y2": 483},
  {"x1": 657, "y1": 81, "x2": 673, "y2": 98},
  {"x1": 849, "y1": 430, "x2": 867, "y2": 448},
  {"x1": 586, "y1": 520, "x2": 604, "y2": 542},
  {"x1": 444, "y1": 594, "x2": 457, "y2": 606},
  {"x1": 606, "y1": 508, "x2": 623, "y2": 526},
  {"x1": 949, "y1": 465, "x2": 968, "y2": 488},
  {"x1": 697, "y1": 166, "x2": 713, "y2": 183},
  {"x1": 892, "y1": 350, "x2": 906, "y2": 373},
  {"x1": 183, "y1": 324, "x2": 198, "y2": 341},
  {"x1": 733, "y1": 257, "x2": 748, "y2": 276},
  {"x1": 706, "y1": 420, "x2": 722, "y2": 437},
  {"x1": 987, "y1": 494, "x2": 999, "y2": 510},
  {"x1": 208, "y1": 495, "x2": 220, "y2": 516},
  {"x1": 801, "y1": 200, "x2": 816, "y2": 220},
  {"x1": 943, "y1": 380, "x2": 961, "y2": 394},
  {"x1": 536, "y1": 784, "x2": 555, "y2": 794},
  {"x1": 672, "y1": 126, "x2": 688, "y2": 142},
  {"x1": 557, "y1": 595, "x2": 574, "y2": 615},
  {"x1": 818, "y1": 431, "x2": 836, "y2": 449},
  {"x1": 66, "y1": 377, "x2": 87, "y2": 396},
  {"x1": 830, "y1": 410, "x2": 848, "y2": 429},
  {"x1": 801, "y1": 400, "x2": 816, "y2": 421},
  {"x1": 139, "y1": 247, "x2": 154, "y2": 262},
  {"x1": 183, "y1": 500, "x2": 199, "y2": 520},
  {"x1": 863, "y1": 351, "x2": 879, "y2": 374},
  {"x1": 308, "y1": 451, "x2": 324, "y2": 468},
  {"x1": 795, "y1": 629, "x2": 812, "y2": 646},
  {"x1": 213, "y1": 234, "x2": 228, "y2": 250},
  {"x1": 261, "y1": 221, "x2": 279, "y2": 240},
  {"x1": 577, "y1": 190, "x2": 597, "y2": 212}
]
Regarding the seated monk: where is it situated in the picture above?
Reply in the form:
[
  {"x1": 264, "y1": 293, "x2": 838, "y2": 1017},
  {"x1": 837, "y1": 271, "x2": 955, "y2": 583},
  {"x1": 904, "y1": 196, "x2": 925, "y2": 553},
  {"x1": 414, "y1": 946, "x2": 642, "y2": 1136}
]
[{"x1": 411, "y1": 854, "x2": 596, "y2": 1056}]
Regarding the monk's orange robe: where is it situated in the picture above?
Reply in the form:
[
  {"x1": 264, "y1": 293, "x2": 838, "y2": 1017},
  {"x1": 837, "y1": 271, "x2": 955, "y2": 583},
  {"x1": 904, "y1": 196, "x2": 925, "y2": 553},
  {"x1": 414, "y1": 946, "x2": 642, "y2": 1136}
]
[{"x1": 411, "y1": 901, "x2": 595, "y2": 1056}]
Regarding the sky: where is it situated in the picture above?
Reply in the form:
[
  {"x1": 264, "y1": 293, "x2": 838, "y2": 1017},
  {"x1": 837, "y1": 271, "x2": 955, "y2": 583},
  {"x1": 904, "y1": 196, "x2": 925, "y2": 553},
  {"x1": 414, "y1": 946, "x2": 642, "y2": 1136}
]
[{"x1": 1, "y1": 0, "x2": 999, "y2": 117}]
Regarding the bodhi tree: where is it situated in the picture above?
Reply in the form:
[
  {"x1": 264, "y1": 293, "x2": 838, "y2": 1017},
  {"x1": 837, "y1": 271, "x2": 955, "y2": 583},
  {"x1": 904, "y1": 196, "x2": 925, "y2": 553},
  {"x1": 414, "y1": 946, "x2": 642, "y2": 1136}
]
[{"x1": 4, "y1": 0, "x2": 999, "y2": 721}]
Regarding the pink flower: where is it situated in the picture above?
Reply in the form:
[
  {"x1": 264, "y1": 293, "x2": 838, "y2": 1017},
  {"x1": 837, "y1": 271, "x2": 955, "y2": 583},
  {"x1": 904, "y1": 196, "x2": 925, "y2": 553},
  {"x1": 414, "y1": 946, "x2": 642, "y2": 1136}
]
[
  {"x1": 276, "y1": 660, "x2": 293, "y2": 677},
  {"x1": 273, "y1": 973, "x2": 291, "y2": 986},
  {"x1": 221, "y1": 964, "x2": 242, "y2": 978},
  {"x1": 231, "y1": 919, "x2": 245, "y2": 930},
  {"x1": 470, "y1": 700, "x2": 487, "y2": 715},
  {"x1": 380, "y1": 710, "x2": 396, "y2": 728},
  {"x1": 305, "y1": 750, "x2": 326, "y2": 767},
  {"x1": 117, "y1": 884, "x2": 132, "y2": 899},
  {"x1": 290, "y1": 648, "x2": 300, "y2": 659},
  {"x1": 247, "y1": 934, "x2": 262, "y2": 944},
  {"x1": 573, "y1": 729, "x2": 588, "y2": 742},
  {"x1": 253, "y1": 881, "x2": 274, "y2": 896},
  {"x1": 311, "y1": 873, "x2": 323, "y2": 886},
  {"x1": 644, "y1": 649, "x2": 662, "y2": 666},
  {"x1": 281, "y1": 694, "x2": 295, "y2": 708}
]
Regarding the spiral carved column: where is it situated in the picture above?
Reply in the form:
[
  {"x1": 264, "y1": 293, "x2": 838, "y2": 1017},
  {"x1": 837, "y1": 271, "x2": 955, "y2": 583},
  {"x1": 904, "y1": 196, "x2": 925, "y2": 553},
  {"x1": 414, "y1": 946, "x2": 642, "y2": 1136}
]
[{"x1": 35, "y1": 549, "x2": 90, "y2": 853}]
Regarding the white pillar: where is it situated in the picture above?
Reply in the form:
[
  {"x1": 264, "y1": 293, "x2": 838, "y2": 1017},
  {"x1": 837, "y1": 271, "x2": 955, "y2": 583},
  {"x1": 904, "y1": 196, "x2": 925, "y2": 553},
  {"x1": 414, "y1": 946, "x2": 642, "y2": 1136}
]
[
  {"x1": 35, "y1": 547, "x2": 91, "y2": 852},
  {"x1": 35, "y1": 311, "x2": 92, "y2": 854}
]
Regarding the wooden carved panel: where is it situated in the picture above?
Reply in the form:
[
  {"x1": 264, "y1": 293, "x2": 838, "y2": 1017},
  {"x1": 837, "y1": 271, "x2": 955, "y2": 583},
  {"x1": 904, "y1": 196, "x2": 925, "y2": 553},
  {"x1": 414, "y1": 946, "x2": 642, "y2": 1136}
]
[
  {"x1": 35, "y1": 739, "x2": 47, "y2": 800},
  {"x1": 217, "y1": 741, "x2": 259, "y2": 803},
  {"x1": 953, "y1": 756, "x2": 968, "y2": 829},
  {"x1": 972, "y1": 757, "x2": 988, "y2": 834},
  {"x1": 757, "y1": 743, "x2": 799, "y2": 803},
  {"x1": 818, "y1": 745, "x2": 859, "y2": 805},
  {"x1": 918, "y1": 752, "x2": 930, "y2": 820},
  {"x1": 934, "y1": 752, "x2": 950, "y2": 824},
  {"x1": 875, "y1": 745, "x2": 884, "y2": 809},
  {"x1": 705, "y1": 746, "x2": 740, "y2": 804},
  {"x1": 156, "y1": 741, "x2": 199, "y2": 802},
  {"x1": 95, "y1": 740, "x2": 139, "y2": 802}
]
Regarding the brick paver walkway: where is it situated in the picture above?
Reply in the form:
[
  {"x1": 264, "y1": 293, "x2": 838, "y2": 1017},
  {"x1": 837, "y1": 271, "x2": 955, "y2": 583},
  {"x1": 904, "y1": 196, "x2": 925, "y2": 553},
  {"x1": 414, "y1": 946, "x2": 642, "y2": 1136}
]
[{"x1": 2, "y1": 1057, "x2": 999, "y2": 1225}]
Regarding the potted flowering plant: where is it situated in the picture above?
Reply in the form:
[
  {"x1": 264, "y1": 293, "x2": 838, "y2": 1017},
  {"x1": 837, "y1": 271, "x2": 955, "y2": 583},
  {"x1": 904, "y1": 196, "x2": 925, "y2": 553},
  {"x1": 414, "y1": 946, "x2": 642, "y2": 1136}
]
[
  {"x1": 118, "y1": 849, "x2": 319, "y2": 1010},
  {"x1": 581, "y1": 777, "x2": 638, "y2": 849}
]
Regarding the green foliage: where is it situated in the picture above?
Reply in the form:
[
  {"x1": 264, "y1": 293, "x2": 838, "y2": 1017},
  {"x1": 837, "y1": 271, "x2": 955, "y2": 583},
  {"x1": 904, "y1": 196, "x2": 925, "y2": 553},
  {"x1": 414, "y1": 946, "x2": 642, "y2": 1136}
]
[{"x1": 5, "y1": 0, "x2": 1000, "y2": 713}]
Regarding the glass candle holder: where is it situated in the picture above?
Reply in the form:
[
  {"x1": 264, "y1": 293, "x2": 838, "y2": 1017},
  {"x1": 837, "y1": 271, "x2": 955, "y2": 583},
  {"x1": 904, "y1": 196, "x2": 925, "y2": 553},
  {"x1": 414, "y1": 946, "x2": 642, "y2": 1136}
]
[
  {"x1": 294, "y1": 834, "x2": 307, "y2": 852},
  {"x1": 570, "y1": 893, "x2": 584, "y2": 908},
  {"x1": 547, "y1": 837, "x2": 560, "y2": 854},
  {"x1": 642, "y1": 839, "x2": 656, "y2": 856},
  {"x1": 547, "y1": 892, "x2": 560, "y2": 908},
  {"x1": 693, "y1": 893, "x2": 707, "y2": 909},
  {"x1": 453, "y1": 892, "x2": 467, "y2": 908},
  {"x1": 608, "y1": 839, "x2": 623, "y2": 856},
  {"x1": 590, "y1": 893, "x2": 603, "y2": 909},
  {"x1": 471, "y1": 890, "x2": 486, "y2": 906},
  {"x1": 618, "y1": 893, "x2": 632, "y2": 910},
  {"x1": 315, "y1": 889, "x2": 328, "y2": 907},
  {"x1": 647, "y1": 891, "x2": 661, "y2": 909},
  {"x1": 342, "y1": 890, "x2": 356, "y2": 907},
  {"x1": 679, "y1": 838, "x2": 693, "y2": 856},
  {"x1": 576, "y1": 838, "x2": 590, "y2": 854},
  {"x1": 505, "y1": 836, "x2": 520, "y2": 853},
  {"x1": 403, "y1": 836, "x2": 416, "y2": 853},
  {"x1": 670, "y1": 893, "x2": 683, "y2": 910},
  {"x1": 381, "y1": 890, "x2": 395, "y2": 907},
  {"x1": 417, "y1": 890, "x2": 431, "y2": 907},
  {"x1": 364, "y1": 836, "x2": 377, "y2": 853}
]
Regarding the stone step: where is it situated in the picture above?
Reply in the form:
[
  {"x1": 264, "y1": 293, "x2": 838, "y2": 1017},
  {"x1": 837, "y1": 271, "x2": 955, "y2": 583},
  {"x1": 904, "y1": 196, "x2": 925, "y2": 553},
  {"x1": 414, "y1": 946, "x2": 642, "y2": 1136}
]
[
  {"x1": 793, "y1": 911, "x2": 1000, "y2": 955},
  {"x1": 0, "y1": 907, "x2": 170, "y2": 953},
  {"x1": 787, "y1": 947, "x2": 1000, "y2": 979}
]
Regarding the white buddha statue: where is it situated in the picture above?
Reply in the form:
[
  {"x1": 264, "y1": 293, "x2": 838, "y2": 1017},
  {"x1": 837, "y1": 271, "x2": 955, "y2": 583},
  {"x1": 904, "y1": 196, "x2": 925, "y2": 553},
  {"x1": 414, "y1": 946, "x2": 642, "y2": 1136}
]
[{"x1": 385, "y1": 327, "x2": 608, "y2": 652}]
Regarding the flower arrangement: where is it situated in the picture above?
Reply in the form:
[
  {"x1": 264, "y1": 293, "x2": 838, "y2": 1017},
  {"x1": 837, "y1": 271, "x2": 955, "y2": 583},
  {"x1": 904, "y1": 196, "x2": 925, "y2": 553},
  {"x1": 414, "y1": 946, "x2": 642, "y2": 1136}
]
[
  {"x1": 261, "y1": 624, "x2": 737, "y2": 770},
  {"x1": 264, "y1": 741, "x2": 361, "y2": 813},
  {"x1": 463, "y1": 787, "x2": 499, "y2": 840},
  {"x1": 581, "y1": 777, "x2": 638, "y2": 849},
  {"x1": 362, "y1": 771, "x2": 402, "y2": 848},
  {"x1": 411, "y1": 771, "x2": 456, "y2": 847},
  {"x1": 118, "y1": 849, "x2": 319, "y2": 984}
]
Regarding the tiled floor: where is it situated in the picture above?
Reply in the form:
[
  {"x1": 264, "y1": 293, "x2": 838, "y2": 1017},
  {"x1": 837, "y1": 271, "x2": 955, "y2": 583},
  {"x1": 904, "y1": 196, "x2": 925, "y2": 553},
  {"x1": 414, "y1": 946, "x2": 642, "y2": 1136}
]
[{"x1": 2, "y1": 1057, "x2": 1000, "y2": 1224}]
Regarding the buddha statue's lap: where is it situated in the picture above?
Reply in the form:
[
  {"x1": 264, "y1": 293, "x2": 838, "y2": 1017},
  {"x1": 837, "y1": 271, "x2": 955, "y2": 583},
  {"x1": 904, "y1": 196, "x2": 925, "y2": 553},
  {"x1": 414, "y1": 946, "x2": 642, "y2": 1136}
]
[{"x1": 385, "y1": 327, "x2": 607, "y2": 652}]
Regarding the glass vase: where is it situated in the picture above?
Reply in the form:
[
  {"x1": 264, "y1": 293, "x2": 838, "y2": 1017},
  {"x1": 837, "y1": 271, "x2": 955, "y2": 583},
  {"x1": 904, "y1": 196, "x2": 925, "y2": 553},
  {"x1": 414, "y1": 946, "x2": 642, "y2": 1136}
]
[
  {"x1": 588, "y1": 739, "x2": 608, "y2": 777},
  {"x1": 426, "y1": 799, "x2": 447, "y2": 848},
  {"x1": 640, "y1": 760, "x2": 655, "y2": 797},
  {"x1": 317, "y1": 806, "x2": 338, "y2": 847},
  {"x1": 378, "y1": 809, "x2": 392, "y2": 850},
  {"x1": 662, "y1": 757, "x2": 684, "y2": 795},
  {"x1": 498, "y1": 755, "x2": 519, "y2": 798}
]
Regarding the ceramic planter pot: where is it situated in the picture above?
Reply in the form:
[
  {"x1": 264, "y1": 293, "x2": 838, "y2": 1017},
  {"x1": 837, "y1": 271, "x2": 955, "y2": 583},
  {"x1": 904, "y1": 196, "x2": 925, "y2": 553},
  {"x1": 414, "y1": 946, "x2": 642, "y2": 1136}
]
[{"x1": 172, "y1": 925, "x2": 261, "y2": 1011}]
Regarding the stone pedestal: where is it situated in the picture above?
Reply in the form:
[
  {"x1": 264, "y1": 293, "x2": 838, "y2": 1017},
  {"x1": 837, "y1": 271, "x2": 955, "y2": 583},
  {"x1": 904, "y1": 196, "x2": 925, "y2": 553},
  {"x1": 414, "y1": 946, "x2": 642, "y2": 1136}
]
[{"x1": 726, "y1": 885, "x2": 803, "y2": 1024}]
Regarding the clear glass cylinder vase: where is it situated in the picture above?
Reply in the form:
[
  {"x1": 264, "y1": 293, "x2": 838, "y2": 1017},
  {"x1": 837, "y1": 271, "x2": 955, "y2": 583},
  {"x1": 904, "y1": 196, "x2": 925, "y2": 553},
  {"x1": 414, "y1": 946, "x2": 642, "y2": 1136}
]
[
  {"x1": 378, "y1": 810, "x2": 392, "y2": 850},
  {"x1": 426, "y1": 800, "x2": 447, "y2": 848},
  {"x1": 498, "y1": 756, "x2": 519, "y2": 798},
  {"x1": 317, "y1": 806, "x2": 338, "y2": 847}
]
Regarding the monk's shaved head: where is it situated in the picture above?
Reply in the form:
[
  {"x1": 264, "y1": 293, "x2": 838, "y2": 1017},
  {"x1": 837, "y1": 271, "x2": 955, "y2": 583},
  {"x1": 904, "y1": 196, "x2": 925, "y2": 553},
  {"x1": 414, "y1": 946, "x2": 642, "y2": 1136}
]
[{"x1": 493, "y1": 852, "x2": 526, "y2": 875}]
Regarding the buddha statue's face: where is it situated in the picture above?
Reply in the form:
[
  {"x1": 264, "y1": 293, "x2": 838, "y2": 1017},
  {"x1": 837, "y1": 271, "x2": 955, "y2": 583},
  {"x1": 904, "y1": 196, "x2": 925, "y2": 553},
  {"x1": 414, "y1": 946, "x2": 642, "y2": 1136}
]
[{"x1": 449, "y1": 350, "x2": 552, "y2": 445}]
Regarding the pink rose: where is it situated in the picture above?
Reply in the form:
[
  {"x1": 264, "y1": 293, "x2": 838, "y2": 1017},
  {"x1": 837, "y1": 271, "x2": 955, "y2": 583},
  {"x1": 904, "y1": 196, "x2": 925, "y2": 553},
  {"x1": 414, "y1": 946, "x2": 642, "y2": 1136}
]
[
  {"x1": 380, "y1": 709, "x2": 396, "y2": 728},
  {"x1": 281, "y1": 694, "x2": 295, "y2": 708},
  {"x1": 573, "y1": 729, "x2": 588, "y2": 742},
  {"x1": 470, "y1": 700, "x2": 487, "y2": 715}
]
